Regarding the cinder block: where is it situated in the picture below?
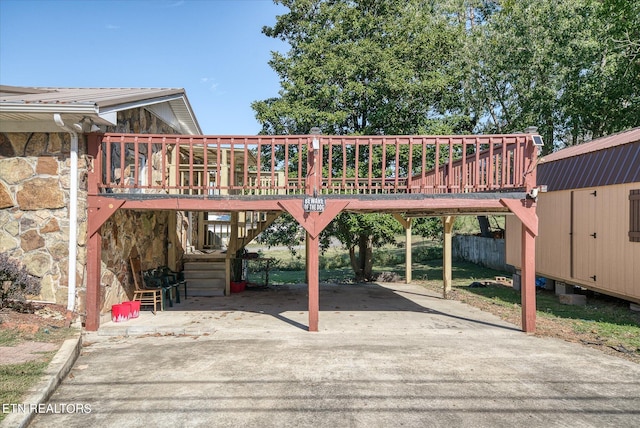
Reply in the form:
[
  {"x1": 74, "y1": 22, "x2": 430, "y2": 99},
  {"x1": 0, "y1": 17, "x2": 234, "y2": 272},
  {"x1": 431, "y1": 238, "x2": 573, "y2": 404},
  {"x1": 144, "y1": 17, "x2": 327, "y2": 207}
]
[
  {"x1": 558, "y1": 294, "x2": 587, "y2": 306},
  {"x1": 630, "y1": 303, "x2": 640, "y2": 312},
  {"x1": 555, "y1": 282, "x2": 574, "y2": 295},
  {"x1": 512, "y1": 272, "x2": 521, "y2": 291},
  {"x1": 544, "y1": 278, "x2": 555, "y2": 291}
]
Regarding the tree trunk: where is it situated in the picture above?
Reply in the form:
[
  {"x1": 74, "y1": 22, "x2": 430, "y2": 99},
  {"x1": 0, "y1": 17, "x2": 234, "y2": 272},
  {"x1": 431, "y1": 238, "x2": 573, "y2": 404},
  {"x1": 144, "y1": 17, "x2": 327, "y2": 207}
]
[
  {"x1": 477, "y1": 216, "x2": 492, "y2": 238},
  {"x1": 359, "y1": 234, "x2": 373, "y2": 281},
  {"x1": 349, "y1": 246, "x2": 364, "y2": 281}
]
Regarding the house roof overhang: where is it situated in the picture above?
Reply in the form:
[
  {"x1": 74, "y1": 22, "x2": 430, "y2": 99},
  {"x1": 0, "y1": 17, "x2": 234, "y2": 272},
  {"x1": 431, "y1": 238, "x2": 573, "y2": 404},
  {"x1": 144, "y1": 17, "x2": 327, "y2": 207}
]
[{"x1": 0, "y1": 86, "x2": 202, "y2": 134}]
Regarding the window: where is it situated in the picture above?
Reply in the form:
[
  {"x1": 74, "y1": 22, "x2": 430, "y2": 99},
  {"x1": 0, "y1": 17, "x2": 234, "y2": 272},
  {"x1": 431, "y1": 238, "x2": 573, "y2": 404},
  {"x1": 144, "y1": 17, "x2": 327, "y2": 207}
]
[{"x1": 630, "y1": 189, "x2": 640, "y2": 242}]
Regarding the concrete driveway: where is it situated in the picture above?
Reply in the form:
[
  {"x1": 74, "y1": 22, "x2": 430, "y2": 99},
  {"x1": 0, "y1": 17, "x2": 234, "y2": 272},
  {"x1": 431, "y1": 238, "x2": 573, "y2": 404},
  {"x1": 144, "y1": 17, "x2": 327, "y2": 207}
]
[{"x1": 29, "y1": 282, "x2": 640, "y2": 427}]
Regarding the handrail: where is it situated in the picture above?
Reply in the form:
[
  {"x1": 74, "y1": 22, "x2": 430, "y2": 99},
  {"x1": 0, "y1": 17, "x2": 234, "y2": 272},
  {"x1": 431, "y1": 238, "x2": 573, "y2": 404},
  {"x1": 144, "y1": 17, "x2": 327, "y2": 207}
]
[{"x1": 88, "y1": 133, "x2": 536, "y2": 197}]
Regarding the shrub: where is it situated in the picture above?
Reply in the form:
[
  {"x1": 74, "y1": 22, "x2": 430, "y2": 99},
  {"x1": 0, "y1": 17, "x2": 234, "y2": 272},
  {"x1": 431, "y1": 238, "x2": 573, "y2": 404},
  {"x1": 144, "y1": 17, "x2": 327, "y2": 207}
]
[
  {"x1": 0, "y1": 253, "x2": 41, "y2": 308},
  {"x1": 373, "y1": 250, "x2": 402, "y2": 267},
  {"x1": 414, "y1": 246, "x2": 443, "y2": 262}
]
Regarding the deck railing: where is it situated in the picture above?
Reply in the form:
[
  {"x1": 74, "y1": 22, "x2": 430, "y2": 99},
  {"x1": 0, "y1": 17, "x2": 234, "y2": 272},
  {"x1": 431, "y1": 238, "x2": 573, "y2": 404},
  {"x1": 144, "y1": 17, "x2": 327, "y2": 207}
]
[{"x1": 88, "y1": 133, "x2": 535, "y2": 197}]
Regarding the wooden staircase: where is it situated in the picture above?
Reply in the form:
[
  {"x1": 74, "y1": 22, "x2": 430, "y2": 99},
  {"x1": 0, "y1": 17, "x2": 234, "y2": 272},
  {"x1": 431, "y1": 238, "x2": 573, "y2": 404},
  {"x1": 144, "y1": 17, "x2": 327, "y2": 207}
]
[
  {"x1": 182, "y1": 256, "x2": 226, "y2": 297},
  {"x1": 183, "y1": 211, "x2": 281, "y2": 296}
]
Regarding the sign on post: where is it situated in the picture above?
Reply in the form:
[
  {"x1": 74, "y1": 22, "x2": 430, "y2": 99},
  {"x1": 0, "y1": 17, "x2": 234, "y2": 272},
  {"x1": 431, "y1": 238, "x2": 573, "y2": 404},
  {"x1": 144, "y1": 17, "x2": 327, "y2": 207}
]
[{"x1": 303, "y1": 196, "x2": 325, "y2": 212}]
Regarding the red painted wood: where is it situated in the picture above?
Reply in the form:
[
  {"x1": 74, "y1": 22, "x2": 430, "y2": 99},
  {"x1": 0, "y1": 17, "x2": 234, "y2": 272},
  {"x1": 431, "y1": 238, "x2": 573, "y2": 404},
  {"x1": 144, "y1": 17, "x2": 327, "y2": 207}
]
[
  {"x1": 500, "y1": 198, "x2": 538, "y2": 237},
  {"x1": 86, "y1": 132, "x2": 539, "y2": 333},
  {"x1": 348, "y1": 198, "x2": 507, "y2": 212},
  {"x1": 85, "y1": 211, "x2": 101, "y2": 331},
  {"x1": 87, "y1": 198, "x2": 125, "y2": 237},
  {"x1": 521, "y1": 225, "x2": 537, "y2": 333},
  {"x1": 307, "y1": 231, "x2": 319, "y2": 332},
  {"x1": 278, "y1": 200, "x2": 349, "y2": 238},
  {"x1": 93, "y1": 133, "x2": 534, "y2": 196}
]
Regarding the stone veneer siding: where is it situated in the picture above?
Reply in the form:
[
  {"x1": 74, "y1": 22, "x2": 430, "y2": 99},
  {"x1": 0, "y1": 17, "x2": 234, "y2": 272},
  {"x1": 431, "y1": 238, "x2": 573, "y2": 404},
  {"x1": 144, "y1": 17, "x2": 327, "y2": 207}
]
[{"x1": 0, "y1": 107, "x2": 186, "y2": 316}]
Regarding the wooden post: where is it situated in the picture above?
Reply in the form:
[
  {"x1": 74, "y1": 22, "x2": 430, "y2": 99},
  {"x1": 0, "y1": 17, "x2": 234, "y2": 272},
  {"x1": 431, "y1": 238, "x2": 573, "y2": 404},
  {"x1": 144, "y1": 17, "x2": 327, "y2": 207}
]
[
  {"x1": 443, "y1": 216, "x2": 455, "y2": 298},
  {"x1": 307, "y1": 231, "x2": 320, "y2": 332},
  {"x1": 405, "y1": 218, "x2": 412, "y2": 283},
  {"x1": 85, "y1": 216, "x2": 101, "y2": 331},
  {"x1": 521, "y1": 225, "x2": 536, "y2": 333},
  {"x1": 168, "y1": 213, "x2": 177, "y2": 271},
  {"x1": 197, "y1": 212, "x2": 205, "y2": 251},
  {"x1": 305, "y1": 237, "x2": 310, "y2": 283},
  {"x1": 226, "y1": 211, "x2": 239, "y2": 295},
  {"x1": 500, "y1": 198, "x2": 538, "y2": 333},
  {"x1": 392, "y1": 214, "x2": 412, "y2": 283},
  {"x1": 307, "y1": 132, "x2": 321, "y2": 332}
]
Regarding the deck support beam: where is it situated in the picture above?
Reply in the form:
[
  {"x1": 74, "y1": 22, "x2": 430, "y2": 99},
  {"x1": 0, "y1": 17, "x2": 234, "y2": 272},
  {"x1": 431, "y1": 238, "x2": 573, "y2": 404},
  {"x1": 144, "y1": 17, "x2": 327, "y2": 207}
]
[
  {"x1": 393, "y1": 214, "x2": 413, "y2": 283},
  {"x1": 279, "y1": 201, "x2": 349, "y2": 332},
  {"x1": 306, "y1": 231, "x2": 320, "y2": 331},
  {"x1": 442, "y1": 216, "x2": 456, "y2": 298},
  {"x1": 86, "y1": 228, "x2": 101, "y2": 331},
  {"x1": 226, "y1": 212, "x2": 240, "y2": 296},
  {"x1": 84, "y1": 197, "x2": 125, "y2": 331},
  {"x1": 501, "y1": 198, "x2": 538, "y2": 333}
]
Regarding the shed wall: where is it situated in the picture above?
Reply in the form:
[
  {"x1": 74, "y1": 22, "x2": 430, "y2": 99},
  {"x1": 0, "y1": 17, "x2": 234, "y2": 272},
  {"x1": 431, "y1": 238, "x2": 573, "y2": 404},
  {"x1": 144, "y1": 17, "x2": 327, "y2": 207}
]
[{"x1": 506, "y1": 182, "x2": 640, "y2": 303}]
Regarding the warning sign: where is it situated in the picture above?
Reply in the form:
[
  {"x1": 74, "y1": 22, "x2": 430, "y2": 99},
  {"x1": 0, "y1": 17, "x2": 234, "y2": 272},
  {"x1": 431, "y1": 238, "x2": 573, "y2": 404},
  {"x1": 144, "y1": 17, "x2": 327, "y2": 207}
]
[{"x1": 303, "y1": 197, "x2": 325, "y2": 212}]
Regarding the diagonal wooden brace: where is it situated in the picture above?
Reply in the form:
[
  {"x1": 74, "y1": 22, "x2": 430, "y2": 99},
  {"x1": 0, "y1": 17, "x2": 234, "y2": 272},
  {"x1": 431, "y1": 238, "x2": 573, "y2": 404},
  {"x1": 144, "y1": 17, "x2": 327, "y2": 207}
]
[
  {"x1": 500, "y1": 198, "x2": 538, "y2": 236},
  {"x1": 278, "y1": 199, "x2": 350, "y2": 238},
  {"x1": 88, "y1": 198, "x2": 125, "y2": 237}
]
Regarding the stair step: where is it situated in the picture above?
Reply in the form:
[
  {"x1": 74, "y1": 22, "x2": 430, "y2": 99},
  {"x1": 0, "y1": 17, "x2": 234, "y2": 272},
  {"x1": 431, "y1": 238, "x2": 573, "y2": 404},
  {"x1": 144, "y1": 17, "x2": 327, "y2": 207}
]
[
  {"x1": 186, "y1": 278, "x2": 226, "y2": 288},
  {"x1": 184, "y1": 262, "x2": 225, "y2": 270},
  {"x1": 183, "y1": 271, "x2": 226, "y2": 280},
  {"x1": 186, "y1": 279, "x2": 226, "y2": 297}
]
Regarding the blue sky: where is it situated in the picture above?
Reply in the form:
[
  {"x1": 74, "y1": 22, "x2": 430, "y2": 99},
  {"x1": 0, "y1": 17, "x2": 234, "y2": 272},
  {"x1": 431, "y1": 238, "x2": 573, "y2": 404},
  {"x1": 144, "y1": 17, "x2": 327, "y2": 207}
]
[{"x1": 0, "y1": 0, "x2": 288, "y2": 134}]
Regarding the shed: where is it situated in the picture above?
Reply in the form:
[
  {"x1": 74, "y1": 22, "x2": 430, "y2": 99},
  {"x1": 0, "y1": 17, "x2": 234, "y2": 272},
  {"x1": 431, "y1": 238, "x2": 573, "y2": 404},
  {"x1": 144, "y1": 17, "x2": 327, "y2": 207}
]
[{"x1": 505, "y1": 128, "x2": 640, "y2": 304}]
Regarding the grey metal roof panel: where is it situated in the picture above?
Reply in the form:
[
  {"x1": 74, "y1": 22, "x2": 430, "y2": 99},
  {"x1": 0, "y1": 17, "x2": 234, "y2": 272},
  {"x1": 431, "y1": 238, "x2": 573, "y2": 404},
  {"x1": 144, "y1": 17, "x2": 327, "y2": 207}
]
[
  {"x1": 0, "y1": 87, "x2": 185, "y2": 108},
  {"x1": 0, "y1": 86, "x2": 201, "y2": 135}
]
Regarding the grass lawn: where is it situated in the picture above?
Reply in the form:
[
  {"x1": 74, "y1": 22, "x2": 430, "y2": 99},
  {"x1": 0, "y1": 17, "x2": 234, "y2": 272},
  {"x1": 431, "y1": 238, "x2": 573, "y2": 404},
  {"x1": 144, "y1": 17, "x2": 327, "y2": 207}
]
[
  {"x1": 0, "y1": 311, "x2": 78, "y2": 423},
  {"x1": 0, "y1": 360, "x2": 50, "y2": 417}
]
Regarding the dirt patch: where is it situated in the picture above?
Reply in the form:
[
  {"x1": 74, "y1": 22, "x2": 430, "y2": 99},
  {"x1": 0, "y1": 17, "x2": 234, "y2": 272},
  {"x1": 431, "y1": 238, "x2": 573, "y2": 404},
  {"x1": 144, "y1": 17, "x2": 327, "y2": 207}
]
[
  {"x1": 0, "y1": 341, "x2": 58, "y2": 364},
  {"x1": 440, "y1": 285, "x2": 640, "y2": 365},
  {"x1": 0, "y1": 303, "x2": 68, "y2": 333},
  {"x1": 0, "y1": 303, "x2": 77, "y2": 365}
]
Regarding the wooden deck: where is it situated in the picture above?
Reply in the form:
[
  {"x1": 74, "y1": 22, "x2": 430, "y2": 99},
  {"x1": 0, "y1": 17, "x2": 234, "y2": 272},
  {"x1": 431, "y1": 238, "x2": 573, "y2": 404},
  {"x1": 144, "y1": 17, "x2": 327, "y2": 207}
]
[
  {"x1": 89, "y1": 133, "x2": 534, "y2": 198},
  {"x1": 84, "y1": 132, "x2": 540, "y2": 334}
]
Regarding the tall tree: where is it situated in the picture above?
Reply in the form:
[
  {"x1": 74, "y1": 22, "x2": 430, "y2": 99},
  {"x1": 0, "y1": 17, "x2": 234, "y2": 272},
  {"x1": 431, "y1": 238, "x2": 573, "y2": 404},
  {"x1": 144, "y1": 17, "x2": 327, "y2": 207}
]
[
  {"x1": 253, "y1": 0, "x2": 468, "y2": 280},
  {"x1": 464, "y1": 0, "x2": 639, "y2": 151}
]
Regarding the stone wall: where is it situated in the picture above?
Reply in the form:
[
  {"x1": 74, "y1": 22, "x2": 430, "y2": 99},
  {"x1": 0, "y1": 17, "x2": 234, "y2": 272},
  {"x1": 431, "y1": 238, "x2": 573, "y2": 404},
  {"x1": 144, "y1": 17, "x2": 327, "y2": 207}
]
[
  {"x1": 0, "y1": 107, "x2": 185, "y2": 315},
  {"x1": 98, "y1": 210, "x2": 171, "y2": 314}
]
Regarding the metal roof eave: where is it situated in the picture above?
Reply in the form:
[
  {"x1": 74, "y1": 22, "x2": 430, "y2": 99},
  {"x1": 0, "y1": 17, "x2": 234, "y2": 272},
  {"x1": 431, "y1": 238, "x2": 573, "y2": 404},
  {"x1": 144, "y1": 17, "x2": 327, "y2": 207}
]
[
  {"x1": 0, "y1": 102, "x2": 99, "y2": 115},
  {"x1": 99, "y1": 93, "x2": 202, "y2": 135},
  {"x1": 0, "y1": 93, "x2": 201, "y2": 135}
]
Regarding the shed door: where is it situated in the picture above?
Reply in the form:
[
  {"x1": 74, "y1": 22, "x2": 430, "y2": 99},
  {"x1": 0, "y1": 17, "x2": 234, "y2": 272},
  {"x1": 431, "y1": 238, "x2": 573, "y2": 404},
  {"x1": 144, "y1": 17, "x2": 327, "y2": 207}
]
[{"x1": 572, "y1": 189, "x2": 598, "y2": 283}]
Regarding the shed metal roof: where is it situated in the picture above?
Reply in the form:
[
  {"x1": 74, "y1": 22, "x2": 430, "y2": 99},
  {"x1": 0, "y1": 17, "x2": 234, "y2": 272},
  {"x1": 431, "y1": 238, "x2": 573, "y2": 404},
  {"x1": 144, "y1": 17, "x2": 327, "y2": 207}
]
[
  {"x1": 538, "y1": 128, "x2": 640, "y2": 191},
  {"x1": 542, "y1": 127, "x2": 640, "y2": 162},
  {"x1": 0, "y1": 85, "x2": 202, "y2": 134}
]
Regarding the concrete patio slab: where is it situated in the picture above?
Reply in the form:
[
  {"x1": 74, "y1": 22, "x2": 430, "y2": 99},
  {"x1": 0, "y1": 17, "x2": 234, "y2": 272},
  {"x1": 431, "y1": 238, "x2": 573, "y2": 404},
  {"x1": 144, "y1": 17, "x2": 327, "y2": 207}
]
[{"x1": 26, "y1": 282, "x2": 640, "y2": 428}]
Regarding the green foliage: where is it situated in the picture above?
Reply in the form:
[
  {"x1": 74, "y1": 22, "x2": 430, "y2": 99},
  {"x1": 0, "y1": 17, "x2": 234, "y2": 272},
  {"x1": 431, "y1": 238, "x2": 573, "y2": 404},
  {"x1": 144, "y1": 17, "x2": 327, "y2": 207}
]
[
  {"x1": 0, "y1": 253, "x2": 41, "y2": 307},
  {"x1": 413, "y1": 217, "x2": 444, "y2": 241},
  {"x1": 254, "y1": 0, "x2": 468, "y2": 136},
  {"x1": 256, "y1": 213, "x2": 305, "y2": 256},
  {"x1": 414, "y1": 245, "x2": 444, "y2": 263},
  {"x1": 253, "y1": 1, "x2": 471, "y2": 280},
  {"x1": 462, "y1": 0, "x2": 639, "y2": 151},
  {"x1": 253, "y1": 0, "x2": 639, "y2": 277},
  {"x1": 0, "y1": 360, "x2": 49, "y2": 422}
]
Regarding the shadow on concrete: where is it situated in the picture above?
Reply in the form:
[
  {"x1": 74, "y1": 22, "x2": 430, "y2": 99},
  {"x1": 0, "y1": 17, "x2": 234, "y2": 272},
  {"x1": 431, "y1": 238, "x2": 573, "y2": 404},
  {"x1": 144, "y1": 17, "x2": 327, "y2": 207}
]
[{"x1": 155, "y1": 282, "x2": 520, "y2": 333}]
